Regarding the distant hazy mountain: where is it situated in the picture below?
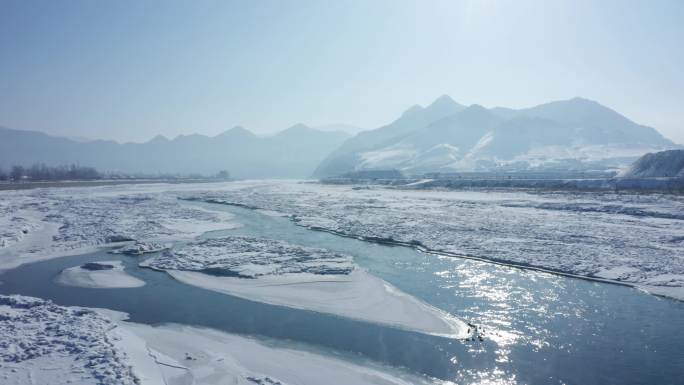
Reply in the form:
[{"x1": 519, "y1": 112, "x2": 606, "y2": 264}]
[
  {"x1": 0, "y1": 124, "x2": 350, "y2": 178},
  {"x1": 314, "y1": 124, "x2": 366, "y2": 135},
  {"x1": 313, "y1": 96, "x2": 677, "y2": 177},
  {"x1": 619, "y1": 150, "x2": 684, "y2": 178}
]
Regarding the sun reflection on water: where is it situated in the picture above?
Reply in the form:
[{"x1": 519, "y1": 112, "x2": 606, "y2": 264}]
[{"x1": 432, "y1": 255, "x2": 584, "y2": 384}]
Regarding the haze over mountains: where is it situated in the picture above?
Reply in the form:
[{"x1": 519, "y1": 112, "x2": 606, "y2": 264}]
[
  {"x1": 314, "y1": 96, "x2": 677, "y2": 177},
  {"x1": 1, "y1": 95, "x2": 678, "y2": 179},
  {"x1": 0, "y1": 124, "x2": 349, "y2": 178}
]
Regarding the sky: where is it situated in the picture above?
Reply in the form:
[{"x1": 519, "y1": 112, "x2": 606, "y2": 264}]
[{"x1": 1, "y1": 0, "x2": 682, "y2": 143}]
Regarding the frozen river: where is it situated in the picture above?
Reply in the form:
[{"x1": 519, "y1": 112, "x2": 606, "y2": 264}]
[{"x1": 2, "y1": 200, "x2": 683, "y2": 384}]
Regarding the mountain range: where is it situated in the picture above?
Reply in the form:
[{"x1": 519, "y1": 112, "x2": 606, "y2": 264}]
[
  {"x1": 314, "y1": 96, "x2": 677, "y2": 177},
  {"x1": 0, "y1": 124, "x2": 350, "y2": 178},
  {"x1": 1, "y1": 96, "x2": 678, "y2": 179}
]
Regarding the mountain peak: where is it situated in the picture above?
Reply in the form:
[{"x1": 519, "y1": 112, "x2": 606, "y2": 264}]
[
  {"x1": 569, "y1": 96, "x2": 598, "y2": 104},
  {"x1": 284, "y1": 123, "x2": 312, "y2": 132},
  {"x1": 217, "y1": 126, "x2": 254, "y2": 137},
  {"x1": 428, "y1": 94, "x2": 458, "y2": 108},
  {"x1": 424, "y1": 95, "x2": 465, "y2": 116},
  {"x1": 147, "y1": 134, "x2": 169, "y2": 144}
]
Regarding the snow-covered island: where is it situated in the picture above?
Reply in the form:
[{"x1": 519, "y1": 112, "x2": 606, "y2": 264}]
[
  {"x1": 0, "y1": 295, "x2": 434, "y2": 385},
  {"x1": 56, "y1": 260, "x2": 145, "y2": 289},
  {"x1": 142, "y1": 236, "x2": 468, "y2": 338}
]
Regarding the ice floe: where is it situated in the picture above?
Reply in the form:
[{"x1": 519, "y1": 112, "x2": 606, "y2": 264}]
[{"x1": 56, "y1": 260, "x2": 145, "y2": 289}]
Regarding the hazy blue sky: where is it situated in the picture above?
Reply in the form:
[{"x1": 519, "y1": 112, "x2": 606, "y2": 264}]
[{"x1": 1, "y1": 0, "x2": 682, "y2": 143}]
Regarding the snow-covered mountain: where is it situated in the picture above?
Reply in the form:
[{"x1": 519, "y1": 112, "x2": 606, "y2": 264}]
[
  {"x1": 314, "y1": 97, "x2": 678, "y2": 177},
  {"x1": 619, "y1": 149, "x2": 684, "y2": 178},
  {"x1": 314, "y1": 95, "x2": 466, "y2": 177},
  {"x1": 0, "y1": 124, "x2": 350, "y2": 178}
]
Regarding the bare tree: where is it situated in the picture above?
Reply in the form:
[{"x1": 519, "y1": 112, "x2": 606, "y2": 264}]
[
  {"x1": 216, "y1": 170, "x2": 230, "y2": 180},
  {"x1": 7, "y1": 164, "x2": 101, "y2": 181},
  {"x1": 10, "y1": 165, "x2": 25, "y2": 181}
]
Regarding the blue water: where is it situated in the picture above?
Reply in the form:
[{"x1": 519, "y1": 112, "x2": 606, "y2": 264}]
[{"x1": 1, "y1": 202, "x2": 683, "y2": 384}]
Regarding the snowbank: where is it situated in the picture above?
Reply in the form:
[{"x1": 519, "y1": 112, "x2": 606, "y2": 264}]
[{"x1": 56, "y1": 260, "x2": 145, "y2": 289}]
